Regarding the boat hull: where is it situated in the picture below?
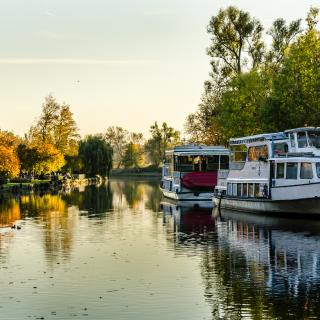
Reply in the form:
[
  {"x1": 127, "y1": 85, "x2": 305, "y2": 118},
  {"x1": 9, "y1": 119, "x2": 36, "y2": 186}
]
[
  {"x1": 213, "y1": 196, "x2": 320, "y2": 215},
  {"x1": 161, "y1": 188, "x2": 214, "y2": 202}
]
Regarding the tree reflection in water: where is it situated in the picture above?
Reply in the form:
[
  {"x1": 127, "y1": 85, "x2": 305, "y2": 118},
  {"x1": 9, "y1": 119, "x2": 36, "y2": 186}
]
[{"x1": 162, "y1": 203, "x2": 320, "y2": 320}]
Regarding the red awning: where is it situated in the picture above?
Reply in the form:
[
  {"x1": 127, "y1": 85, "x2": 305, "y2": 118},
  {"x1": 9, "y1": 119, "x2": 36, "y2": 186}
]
[{"x1": 181, "y1": 171, "x2": 217, "y2": 190}]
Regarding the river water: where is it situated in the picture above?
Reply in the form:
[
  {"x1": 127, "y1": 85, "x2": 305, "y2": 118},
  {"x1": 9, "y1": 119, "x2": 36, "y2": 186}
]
[{"x1": 1, "y1": 178, "x2": 320, "y2": 320}]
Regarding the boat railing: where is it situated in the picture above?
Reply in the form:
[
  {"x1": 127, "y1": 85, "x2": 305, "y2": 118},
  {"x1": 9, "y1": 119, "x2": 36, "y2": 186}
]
[{"x1": 275, "y1": 152, "x2": 315, "y2": 158}]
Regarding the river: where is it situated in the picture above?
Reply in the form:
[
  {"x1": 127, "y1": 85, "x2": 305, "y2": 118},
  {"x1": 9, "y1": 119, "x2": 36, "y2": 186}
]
[{"x1": 1, "y1": 178, "x2": 320, "y2": 319}]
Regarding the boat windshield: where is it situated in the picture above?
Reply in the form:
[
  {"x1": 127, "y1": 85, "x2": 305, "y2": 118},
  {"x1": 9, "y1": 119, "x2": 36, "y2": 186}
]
[{"x1": 308, "y1": 131, "x2": 320, "y2": 148}]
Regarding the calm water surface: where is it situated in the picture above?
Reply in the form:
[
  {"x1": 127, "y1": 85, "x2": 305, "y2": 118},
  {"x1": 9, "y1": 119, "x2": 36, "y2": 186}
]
[{"x1": 1, "y1": 179, "x2": 320, "y2": 319}]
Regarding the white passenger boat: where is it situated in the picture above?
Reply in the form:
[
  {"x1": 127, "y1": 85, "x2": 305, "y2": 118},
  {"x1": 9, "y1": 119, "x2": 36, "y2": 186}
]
[
  {"x1": 213, "y1": 127, "x2": 320, "y2": 215},
  {"x1": 160, "y1": 145, "x2": 229, "y2": 201}
]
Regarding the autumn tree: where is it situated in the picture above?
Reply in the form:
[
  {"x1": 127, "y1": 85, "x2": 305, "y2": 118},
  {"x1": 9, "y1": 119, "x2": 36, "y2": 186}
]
[
  {"x1": 0, "y1": 131, "x2": 21, "y2": 181},
  {"x1": 30, "y1": 95, "x2": 79, "y2": 155},
  {"x1": 54, "y1": 104, "x2": 80, "y2": 155},
  {"x1": 17, "y1": 143, "x2": 65, "y2": 175}
]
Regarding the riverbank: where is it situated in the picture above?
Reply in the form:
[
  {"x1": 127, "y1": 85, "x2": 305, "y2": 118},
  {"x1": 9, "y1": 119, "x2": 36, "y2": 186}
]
[
  {"x1": 110, "y1": 168, "x2": 161, "y2": 178},
  {"x1": 0, "y1": 176, "x2": 103, "y2": 195}
]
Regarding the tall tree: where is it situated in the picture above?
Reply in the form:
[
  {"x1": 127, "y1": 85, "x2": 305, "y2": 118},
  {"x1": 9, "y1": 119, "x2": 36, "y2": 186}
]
[
  {"x1": 266, "y1": 18, "x2": 301, "y2": 69},
  {"x1": 262, "y1": 12, "x2": 320, "y2": 131},
  {"x1": 54, "y1": 104, "x2": 80, "y2": 155},
  {"x1": 186, "y1": 6, "x2": 264, "y2": 144},
  {"x1": 79, "y1": 135, "x2": 113, "y2": 178},
  {"x1": 145, "y1": 122, "x2": 180, "y2": 167},
  {"x1": 207, "y1": 6, "x2": 264, "y2": 83},
  {"x1": 122, "y1": 133, "x2": 144, "y2": 168},
  {"x1": 34, "y1": 95, "x2": 60, "y2": 144},
  {"x1": 105, "y1": 126, "x2": 129, "y2": 168}
]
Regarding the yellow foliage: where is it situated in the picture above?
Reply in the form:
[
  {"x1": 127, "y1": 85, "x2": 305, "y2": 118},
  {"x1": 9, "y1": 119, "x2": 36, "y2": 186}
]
[
  {"x1": 31, "y1": 143, "x2": 65, "y2": 174},
  {"x1": 0, "y1": 145, "x2": 20, "y2": 177}
]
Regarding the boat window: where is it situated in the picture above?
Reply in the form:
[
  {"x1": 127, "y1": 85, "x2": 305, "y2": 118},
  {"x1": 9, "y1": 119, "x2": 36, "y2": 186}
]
[
  {"x1": 248, "y1": 145, "x2": 268, "y2": 161},
  {"x1": 276, "y1": 163, "x2": 285, "y2": 179},
  {"x1": 289, "y1": 133, "x2": 295, "y2": 147},
  {"x1": 175, "y1": 156, "x2": 193, "y2": 172},
  {"x1": 300, "y1": 162, "x2": 313, "y2": 179},
  {"x1": 248, "y1": 183, "x2": 254, "y2": 197},
  {"x1": 219, "y1": 155, "x2": 229, "y2": 169},
  {"x1": 297, "y1": 132, "x2": 308, "y2": 148},
  {"x1": 237, "y1": 184, "x2": 242, "y2": 197},
  {"x1": 286, "y1": 162, "x2": 298, "y2": 179},
  {"x1": 308, "y1": 131, "x2": 320, "y2": 148},
  {"x1": 270, "y1": 161, "x2": 275, "y2": 179},
  {"x1": 254, "y1": 184, "x2": 260, "y2": 197},
  {"x1": 242, "y1": 183, "x2": 248, "y2": 197},
  {"x1": 316, "y1": 163, "x2": 320, "y2": 178},
  {"x1": 207, "y1": 155, "x2": 220, "y2": 171},
  {"x1": 230, "y1": 145, "x2": 247, "y2": 162},
  {"x1": 232, "y1": 184, "x2": 237, "y2": 196},
  {"x1": 227, "y1": 183, "x2": 232, "y2": 196},
  {"x1": 274, "y1": 143, "x2": 288, "y2": 156}
]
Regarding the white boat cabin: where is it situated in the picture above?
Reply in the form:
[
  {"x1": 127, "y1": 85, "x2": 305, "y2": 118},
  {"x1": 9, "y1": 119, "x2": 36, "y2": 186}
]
[
  {"x1": 161, "y1": 145, "x2": 229, "y2": 200},
  {"x1": 221, "y1": 127, "x2": 320, "y2": 201}
]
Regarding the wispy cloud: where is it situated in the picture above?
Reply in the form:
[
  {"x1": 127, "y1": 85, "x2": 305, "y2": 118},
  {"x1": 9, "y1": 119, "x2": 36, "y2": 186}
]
[{"x1": 0, "y1": 58, "x2": 157, "y2": 65}]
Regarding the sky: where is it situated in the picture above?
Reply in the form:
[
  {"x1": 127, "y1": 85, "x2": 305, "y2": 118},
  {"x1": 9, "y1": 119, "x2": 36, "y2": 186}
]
[{"x1": 0, "y1": 0, "x2": 318, "y2": 138}]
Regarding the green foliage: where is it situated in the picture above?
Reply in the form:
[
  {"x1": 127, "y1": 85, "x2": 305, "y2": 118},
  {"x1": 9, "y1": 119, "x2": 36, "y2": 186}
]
[
  {"x1": 62, "y1": 155, "x2": 84, "y2": 174},
  {"x1": 207, "y1": 6, "x2": 264, "y2": 80},
  {"x1": 218, "y1": 70, "x2": 270, "y2": 141},
  {"x1": 262, "y1": 28, "x2": 320, "y2": 131},
  {"x1": 187, "y1": 6, "x2": 320, "y2": 143},
  {"x1": 79, "y1": 135, "x2": 113, "y2": 178},
  {"x1": 145, "y1": 122, "x2": 180, "y2": 167}
]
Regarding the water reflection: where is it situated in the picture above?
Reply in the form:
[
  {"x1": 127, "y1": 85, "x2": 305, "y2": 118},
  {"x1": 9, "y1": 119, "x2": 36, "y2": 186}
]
[
  {"x1": 1, "y1": 180, "x2": 320, "y2": 319},
  {"x1": 162, "y1": 201, "x2": 320, "y2": 319}
]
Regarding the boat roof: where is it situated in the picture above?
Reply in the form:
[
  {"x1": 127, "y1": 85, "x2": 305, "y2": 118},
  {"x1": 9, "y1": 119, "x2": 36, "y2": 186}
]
[
  {"x1": 285, "y1": 127, "x2": 320, "y2": 133},
  {"x1": 230, "y1": 132, "x2": 286, "y2": 145},
  {"x1": 165, "y1": 145, "x2": 229, "y2": 156}
]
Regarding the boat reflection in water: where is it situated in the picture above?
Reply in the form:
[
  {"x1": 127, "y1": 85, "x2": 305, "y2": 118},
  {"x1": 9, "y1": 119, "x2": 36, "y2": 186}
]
[
  {"x1": 162, "y1": 201, "x2": 320, "y2": 319},
  {"x1": 161, "y1": 199, "x2": 215, "y2": 235}
]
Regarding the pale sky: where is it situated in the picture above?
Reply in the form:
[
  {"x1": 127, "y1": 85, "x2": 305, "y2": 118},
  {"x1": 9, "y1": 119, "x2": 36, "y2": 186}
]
[{"x1": 0, "y1": 0, "x2": 318, "y2": 138}]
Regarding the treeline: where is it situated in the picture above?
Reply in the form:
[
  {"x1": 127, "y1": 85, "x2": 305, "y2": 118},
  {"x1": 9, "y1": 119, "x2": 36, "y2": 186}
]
[
  {"x1": 0, "y1": 96, "x2": 181, "y2": 180},
  {"x1": 186, "y1": 6, "x2": 320, "y2": 144},
  {"x1": 0, "y1": 95, "x2": 114, "y2": 181},
  {"x1": 105, "y1": 122, "x2": 180, "y2": 170}
]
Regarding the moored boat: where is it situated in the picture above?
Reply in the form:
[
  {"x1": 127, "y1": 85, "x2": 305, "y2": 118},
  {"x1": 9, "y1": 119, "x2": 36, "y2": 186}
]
[
  {"x1": 213, "y1": 127, "x2": 320, "y2": 215},
  {"x1": 160, "y1": 145, "x2": 229, "y2": 201}
]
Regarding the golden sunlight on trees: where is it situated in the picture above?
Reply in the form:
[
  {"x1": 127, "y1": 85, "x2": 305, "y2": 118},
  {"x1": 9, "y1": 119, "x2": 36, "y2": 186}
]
[
  {"x1": 0, "y1": 131, "x2": 21, "y2": 179},
  {"x1": 0, "y1": 145, "x2": 20, "y2": 178},
  {"x1": 29, "y1": 95, "x2": 80, "y2": 156}
]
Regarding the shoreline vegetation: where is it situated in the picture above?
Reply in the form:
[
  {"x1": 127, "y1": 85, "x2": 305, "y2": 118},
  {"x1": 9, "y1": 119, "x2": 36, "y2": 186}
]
[{"x1": 1, "y1": 6, "x2": 320, "y2": 196}]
